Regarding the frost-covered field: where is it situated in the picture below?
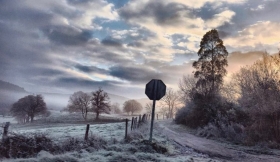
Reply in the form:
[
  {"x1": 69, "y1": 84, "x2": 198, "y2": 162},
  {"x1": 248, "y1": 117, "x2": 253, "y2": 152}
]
[
  {"x1": 0, "y1": 116, "x2": 17, "y2": 124},
  {"x1": 10, "y1": 122, "x2": 126, "y2": 142},
  {"x1": 1, "y1": 112, "x2": 220, "y2": 162}
]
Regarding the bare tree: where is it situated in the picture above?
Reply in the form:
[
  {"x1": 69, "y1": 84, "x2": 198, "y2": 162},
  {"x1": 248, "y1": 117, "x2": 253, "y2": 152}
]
[
  {"x1": 67, "y1": 91, "x2": 91, "y2": 121},
  {"x1": 160, "y1": 88, "x2": 180, "y2": 119},
  {"x1": 10, "y1": 94, "x2": 47, "y2": 123},
  {"x1": 110, "y1": 102, "x2": 122, "y2": 114},
  {"x1": 220, "y1": 81, "x2": 239, "y2": 103},
  {"x1": 123, "y1": 100, "x2": 143, "y2": 115},
  {"x1": 178, "y1": 75, "x2": 197, "y2": 103},
  {"x1": 233, "y1": 52, "x2": 280, "y2": 141},
  {"x1": 145, "y1": 102, "x2": 153, "y2": 114},
  {"x1": 158, "y1": 106, "x2": 168, "y2": 119},
  {"x1": 91, "y1": 88, "x2": 110, "y2": 120}
]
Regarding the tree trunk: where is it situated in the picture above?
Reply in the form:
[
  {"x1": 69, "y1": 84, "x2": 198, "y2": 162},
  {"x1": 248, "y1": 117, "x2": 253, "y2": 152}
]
[
  {"x1": 2, "y1": 122, "x2": 10, "y2": 142},
  {"x1": 30, "y1": 115, "x2": 34, "y2": 122},
  {"x1": 84, "y1": 112, "x2": 88, "y2": 121},
  {"x1": 95, "y1": 112, "x2": 99, "y2": 120}
]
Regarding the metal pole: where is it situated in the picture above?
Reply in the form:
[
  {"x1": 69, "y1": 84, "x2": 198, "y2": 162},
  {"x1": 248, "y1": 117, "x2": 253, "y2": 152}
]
[{"x1": 149, "y1": 80, "x2": 158, "y2": 142}]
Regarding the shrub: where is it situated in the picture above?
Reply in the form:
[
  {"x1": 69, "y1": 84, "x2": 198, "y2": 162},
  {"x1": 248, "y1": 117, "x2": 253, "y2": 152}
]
[
  {"x1": 196, "y1": 121, "x2": 245, "y2": 144},
  {"x1": 0, "y1": 132, "x2": 107, "y2": 159},
  {"x1": 0, "y1": 133, "x2": 54, "y2": 159}
]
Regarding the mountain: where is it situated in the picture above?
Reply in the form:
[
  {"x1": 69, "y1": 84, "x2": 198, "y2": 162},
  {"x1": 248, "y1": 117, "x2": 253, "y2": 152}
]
[
  {"x1": 0, "y1": 80, "x2": 26, "y2": 92},
  {"x1": 0, "y1": 80, "x2": 29, "y2": 115}
]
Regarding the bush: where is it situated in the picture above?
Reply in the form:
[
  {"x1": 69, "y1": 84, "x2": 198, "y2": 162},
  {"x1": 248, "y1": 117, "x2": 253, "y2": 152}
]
[
  {"x1": 0, "y1": 133, "x2": 54, "y2": 159},
  {"x1": 196, "y1": 121, "x2": 245, "y2": 144},
  {"x1": 0, "y1": 132, "x2": 107, "y2": 159},
  {"x1": 176, "y1": 92, "x2": 246, "y2": 128},
  {"x1": 174, "y1": 102, "x2": 193, "y2": 125}
]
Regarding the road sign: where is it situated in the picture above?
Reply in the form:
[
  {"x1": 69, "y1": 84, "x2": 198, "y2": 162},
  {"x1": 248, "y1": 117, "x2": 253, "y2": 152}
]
[
  {"x1": 145, "y1": 79, "x2": 166, "y2": 142},
  {"x1": 145, "y1": 79, "x2": 166, "y2": 100}
]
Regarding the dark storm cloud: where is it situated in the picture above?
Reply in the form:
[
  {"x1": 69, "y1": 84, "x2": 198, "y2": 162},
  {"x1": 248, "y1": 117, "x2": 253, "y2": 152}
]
[
  {"x1": 0, "y1": 21, "x2": 53, "y2": 78},
  {"x1": 108, "y1": 61, "x2": 193, "y2": 86},
  {"x1": 50, "y1": 76, "x2": 123, "y2": 93},
  {"x1": 38, "y1": 68, "x2": 65, "y2": 76},
  {"x1": 97, "y1": 51, "x2": 130, "y2": 64},
  {"x1": 119, "y1": 1, "x2": 192, "y2": 26},
  {"x1": 0, "y1": 1, "x2": 53, "y2": 28},
  {"x1": 127, "y1": 41, "x2": 144, "y2": 48},
  {"x1": 109, "y1": 65, "x2": 163, "y2": 83},
  {"x1": 42, "y1": 26, "x2": 93, "y2": 46},
  {"x1": 67, "y1": 0, "x2": 92, "y2": 5},
  {"x1": 75, "y1": 64, "x2": 108, "y2": 74},
  {"x1": 101, "y1": 38, "x2": 123, "y2": 47}
]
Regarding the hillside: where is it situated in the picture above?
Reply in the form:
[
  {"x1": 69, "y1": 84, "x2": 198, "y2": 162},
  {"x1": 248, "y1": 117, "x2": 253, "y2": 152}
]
[
  {"x1": 0, "y1": 80, "x2": 29, "y2": 115},
  {"x1": 0, "y1": 80, "x2": 26, "y2": 92}
]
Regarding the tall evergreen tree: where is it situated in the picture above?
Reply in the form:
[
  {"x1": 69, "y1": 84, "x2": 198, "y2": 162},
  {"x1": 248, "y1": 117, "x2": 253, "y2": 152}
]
[{"x1": 193, "y1": 29, "x2": 228, "y2": 96}]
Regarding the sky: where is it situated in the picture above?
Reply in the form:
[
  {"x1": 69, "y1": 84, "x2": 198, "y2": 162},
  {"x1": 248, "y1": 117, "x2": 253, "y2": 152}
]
[{"x1": 0, "y1": 0, "x2": 280, "y2": 99}]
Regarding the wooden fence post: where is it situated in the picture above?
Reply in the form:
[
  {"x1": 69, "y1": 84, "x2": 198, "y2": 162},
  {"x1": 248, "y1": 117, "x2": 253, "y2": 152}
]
[
  {"x1": 125, "y1": 119, "x2": 128, "y2": 139},
  {"x1": 2, "y1": 122, "x2": 10, "y2": 142},
  {"x1": 138, "y1": 115, "x2": 141, "y2": 128},
  {"x1": 141, "y1": 114, "x2": 144, "y2": 123},
  {"x1": 131, "y1": 117, "x2": 134, "y2": 130},
  {"x1": 84, "y1": 124, "x2": 90, "y2": 141},
  {"x1": 134, "y1": 117, "x2": 137, "y2": 129}
]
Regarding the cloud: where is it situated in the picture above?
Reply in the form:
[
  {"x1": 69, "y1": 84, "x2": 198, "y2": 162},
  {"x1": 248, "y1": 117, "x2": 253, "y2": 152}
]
[
  {"x1": 226, "y1": 51, "x2": 264, "y2": 74},
  {"x1": 42, "y1": 26, "x2": 94, "y2": 46},
  {"x1": 118, "y1": 0, "x2": 238, "y2": 62},
  {"x1": 206, "y1": 10, "x2": 236, "y2": 28},
  {"x1": 224, "y1": 21, "x2": 280, "y2": 53},
  {"x1": 101, "y1": 37, "x2": 123, "y2": 47},
  {"x1": 109, "y1": 65, "x2": 160, "y2": 83},
  {"x1": 75, "y1": 64, "x2": 108, "y2": 74},
  {"x1": 1, "y1": 0, "x2": 280, "y2": 99},
  {"x1": 170, "y1": 0, "x2": 246, "y2": 9}
]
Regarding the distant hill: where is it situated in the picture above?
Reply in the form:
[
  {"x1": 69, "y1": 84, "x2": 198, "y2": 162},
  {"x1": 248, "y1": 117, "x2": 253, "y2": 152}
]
[
  {"x1": 0, "y1": 80, "x2": 29, "y2": 115},
  {"x1": 0, "y1": 80, "x2": 26, "y2": 92}
]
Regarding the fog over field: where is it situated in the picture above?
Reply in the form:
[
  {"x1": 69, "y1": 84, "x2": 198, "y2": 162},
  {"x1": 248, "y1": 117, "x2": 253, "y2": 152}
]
[{"x1": 1, "y1": 0, "x2": 280, "y2": 161}]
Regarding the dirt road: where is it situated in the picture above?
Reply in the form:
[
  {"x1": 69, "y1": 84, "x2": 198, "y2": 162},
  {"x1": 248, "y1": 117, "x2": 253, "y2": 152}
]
[{"x1": 157, "y1": 120, "x2": 280, "y2": 162}]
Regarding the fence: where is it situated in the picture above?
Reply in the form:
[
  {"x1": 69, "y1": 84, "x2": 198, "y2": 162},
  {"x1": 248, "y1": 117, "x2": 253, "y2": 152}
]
[
  {"x1": 124, "y1": 113, "x2": 164, "y2": 139},
  {"x1": 1, "y1": 113, "x2": 164, "y2": 143}
]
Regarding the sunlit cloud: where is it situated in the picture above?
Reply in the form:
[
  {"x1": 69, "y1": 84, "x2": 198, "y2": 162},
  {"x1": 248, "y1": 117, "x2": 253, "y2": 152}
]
[{"x1": 0, "y1": 0, "x2": 279, "y2": 98}]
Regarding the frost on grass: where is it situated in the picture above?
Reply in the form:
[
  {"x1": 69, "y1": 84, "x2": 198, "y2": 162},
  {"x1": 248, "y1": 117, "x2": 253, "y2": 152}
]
[{"x1": 1, "y1": 121, "x2": 219, "y2": 162}]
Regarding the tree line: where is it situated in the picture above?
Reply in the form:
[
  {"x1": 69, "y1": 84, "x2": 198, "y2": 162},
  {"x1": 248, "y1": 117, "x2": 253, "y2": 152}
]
[
  {"x1": 67, "y1": 88, "x2": 146, "y2": 120},
  {"x1": 175, "y1": 29, "x2": 280, "y2": 145},
  {"x1": 10, "y1": 94, "x2": 49, "y2": 123}
]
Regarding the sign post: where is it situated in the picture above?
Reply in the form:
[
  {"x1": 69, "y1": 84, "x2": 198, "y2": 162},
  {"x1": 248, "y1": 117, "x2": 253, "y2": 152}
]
[{"x1": 145, "y1": 79, "x2": 166, "y2": 142}]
